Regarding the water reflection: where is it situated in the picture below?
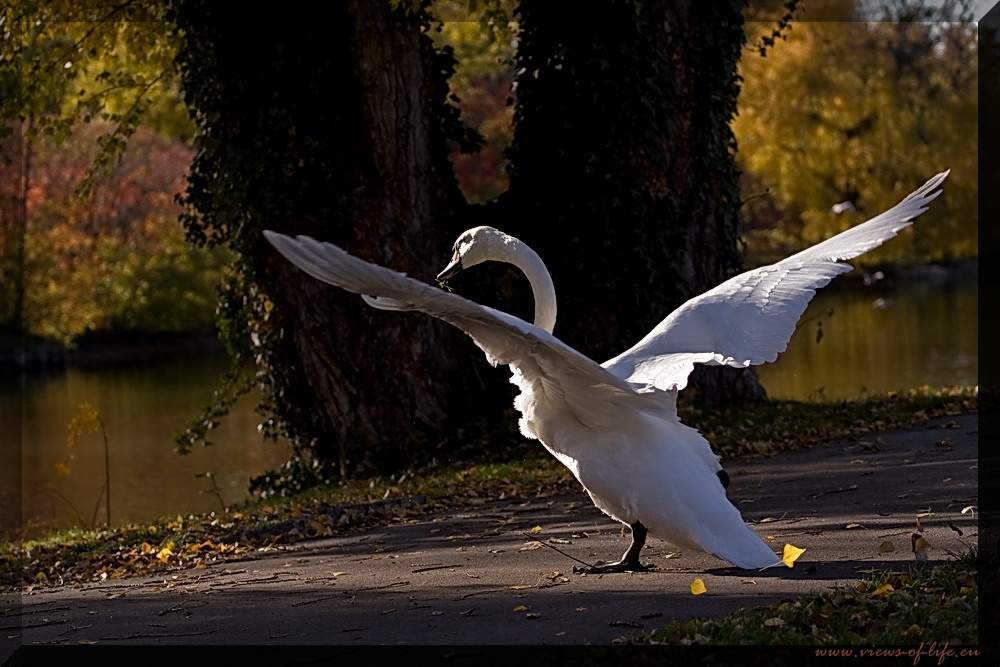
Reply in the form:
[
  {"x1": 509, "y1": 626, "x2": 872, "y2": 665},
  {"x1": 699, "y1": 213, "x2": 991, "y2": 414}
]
[
  {"x1": 756, "y1": 273, "x2": 977, "y2": 399},
  {"x1": 7, "y1": 355, "x2": 289, "y2": 537}
]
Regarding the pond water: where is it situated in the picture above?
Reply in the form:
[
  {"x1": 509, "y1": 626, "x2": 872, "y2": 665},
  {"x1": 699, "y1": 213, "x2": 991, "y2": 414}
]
[
  {"x1": 4, "y1": 355, "x2": 291, "y2": 538},
  {"x1": 4, "y1": 269, "x2": 977, "y2": 537},
  {"x1": 755, "y1": 268, "x2": 978, "y2": 400}
]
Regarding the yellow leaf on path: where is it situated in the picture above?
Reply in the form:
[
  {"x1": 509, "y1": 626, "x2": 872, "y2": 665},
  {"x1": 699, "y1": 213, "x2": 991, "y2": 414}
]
[
  {"x1": 156, "y1": 547, "x2": 174, "y2": 563},
  {"x1": 782, "y1": 544, "x2": 806, "y2": 568},
  {"x1": 529, "y1": 525, "x2": 542, "y2": 533},
  {"x1": 879, "y1": 541, "x2": 895, "y2": 553},
  {"x1": 513, "y1": 605, "x2": 528, "y2": 612},
  {"x1": 690, "y1": 578, "x2": 707, "y2": 595}
]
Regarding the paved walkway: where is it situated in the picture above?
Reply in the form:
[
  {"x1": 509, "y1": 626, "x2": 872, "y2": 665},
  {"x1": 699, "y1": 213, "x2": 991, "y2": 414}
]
[{"x1": 4, "y1": 414, "x2": 978, "y2": 653}]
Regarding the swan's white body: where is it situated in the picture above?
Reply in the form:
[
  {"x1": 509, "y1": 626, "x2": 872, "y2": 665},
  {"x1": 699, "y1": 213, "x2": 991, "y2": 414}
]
[{"x1": 264, "y1": 171, "x2": 948, "y2": 570}]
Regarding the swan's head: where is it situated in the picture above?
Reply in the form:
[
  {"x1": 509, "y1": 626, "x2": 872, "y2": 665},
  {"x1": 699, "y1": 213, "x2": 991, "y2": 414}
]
[
  {"x1": 436, "y1": 225, "x2": 557, "y2": 333},
  {"x1": 437, "y1": 226, "x2": 513, "y2": 280}
]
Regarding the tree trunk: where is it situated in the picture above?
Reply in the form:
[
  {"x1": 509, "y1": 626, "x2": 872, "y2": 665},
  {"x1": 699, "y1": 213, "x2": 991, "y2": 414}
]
[
  {"x1": 175, "y1": 0, "x2": 769, "y2": 489},
  {"x1": 0, "y1": 121, "x2": 27, "y2": 334},
  {"x1": 502, "y1": 0, "x2": 767, "y2": 404},
  {"x1": 174, "y1": 0, "x2": 495, "y2": 480}
]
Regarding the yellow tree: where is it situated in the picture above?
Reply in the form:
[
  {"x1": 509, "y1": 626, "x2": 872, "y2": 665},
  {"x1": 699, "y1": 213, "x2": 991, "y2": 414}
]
[{"x1": 735, "y1": 0, "x2": 978, "y2": 265}]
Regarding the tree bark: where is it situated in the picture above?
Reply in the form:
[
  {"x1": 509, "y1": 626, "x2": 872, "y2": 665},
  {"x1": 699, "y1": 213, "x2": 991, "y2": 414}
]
[
  {"x1": 175, "y1": 0, "x2": 493, "y2": 479},
  {"x1": 176, "y1": 0, "x2": 768, "y2": 488},
  {"x1": 260, "y1": 2, "x2": 481, "y2": 476},
  {"x1": 502, "y1": 0, "x2": 767, "y2": 404}
]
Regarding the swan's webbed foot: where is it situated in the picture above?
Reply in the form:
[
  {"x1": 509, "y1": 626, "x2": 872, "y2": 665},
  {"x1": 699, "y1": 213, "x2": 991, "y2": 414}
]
[{"x1": 574, "y1": 522, "x2": 650, "y2": 574}]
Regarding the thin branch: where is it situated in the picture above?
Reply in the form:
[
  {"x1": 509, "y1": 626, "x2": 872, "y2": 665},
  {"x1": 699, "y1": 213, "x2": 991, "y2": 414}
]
[{"x1": 519, "y1": 532, "x2": 596, "y2": 569}]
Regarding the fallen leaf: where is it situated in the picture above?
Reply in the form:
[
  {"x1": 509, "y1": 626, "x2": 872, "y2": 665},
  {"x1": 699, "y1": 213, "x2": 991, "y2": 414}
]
[
  {"x1": 513, "y1": 605, "x2": 529, "y2": 612},
  {"x1": 763, "y1": 617, "x2": 784, "y2": 627},
  {"x1": 525, "y1": 613, "x2": 541, "y2": 619},
  {"x1": 529, "y1": 525, "x2": 543, "y2": 533},
  {"x1": 961, "y1": 505, "x2": 975, "y2": 515},
  {"x1": 782, "y1": 544, "x2": 806, "y2": 567},
  {"x1": 845, "y1": 523, "x2": 864, "y2": 529},
  {"x1": 879, "y1": 541, "x2": 895, "y2": 553},
  {"x1": 871, "y1": 584, "x2": 894, "y2": 597},
  {"x1": 690, "y1": 578, "x2": 707, "y2": 595}
]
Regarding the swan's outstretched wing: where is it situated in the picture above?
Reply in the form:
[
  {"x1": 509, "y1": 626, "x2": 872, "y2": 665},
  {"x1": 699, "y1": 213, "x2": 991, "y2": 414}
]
[
  {"x1": 603, "y1": 171, "x2": 949, "y2": 392},
  {"x1": 263, "y1": 231, "x2": 660, "y2": 428}
]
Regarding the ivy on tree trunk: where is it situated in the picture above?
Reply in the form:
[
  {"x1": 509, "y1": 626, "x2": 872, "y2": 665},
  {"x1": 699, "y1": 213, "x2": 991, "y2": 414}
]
[{"x1": 173, "y1": 0, "x2": 765, "y2": 493}]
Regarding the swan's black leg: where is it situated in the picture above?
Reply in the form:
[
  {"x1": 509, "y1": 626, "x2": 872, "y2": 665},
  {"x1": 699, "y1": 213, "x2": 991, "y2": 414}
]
[
  {"x1": 577, "y1": 521, "x2": 649, "y2": 573},
  {"x1": 717, "y1": 469, "x2": 730, "y2": 490}
]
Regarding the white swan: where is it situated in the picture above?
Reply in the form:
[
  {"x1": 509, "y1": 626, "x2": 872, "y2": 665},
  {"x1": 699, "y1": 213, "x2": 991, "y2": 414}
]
[{"x1": 263, "y1": 170, "x2": 948, "y2": 571}]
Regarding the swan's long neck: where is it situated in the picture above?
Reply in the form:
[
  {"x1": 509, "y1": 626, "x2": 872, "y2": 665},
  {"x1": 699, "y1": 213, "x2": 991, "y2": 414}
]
[{"x1": 490, "y1": 235, "x2": 557, "y2": 334}]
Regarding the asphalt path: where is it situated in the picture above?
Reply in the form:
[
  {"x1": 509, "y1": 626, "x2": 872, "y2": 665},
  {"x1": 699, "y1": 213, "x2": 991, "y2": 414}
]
[{"x1": 5, "y1": 413, "x2": 978, "y2": 653}]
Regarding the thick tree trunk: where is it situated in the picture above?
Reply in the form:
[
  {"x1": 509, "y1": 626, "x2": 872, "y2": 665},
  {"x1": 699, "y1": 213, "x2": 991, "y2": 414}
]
[
  {"x1": 503, "y1": 0, "x2": 767, "y2": 404},
  {"x1": 260, "y1": 3, "x2": 480, "y2": 476},
  {"x1": 176, "y1": 0, "x2": 768, "y2": 488},
  {"x1": 175, "y1": 1, "x2": 492, "y2": 479}
]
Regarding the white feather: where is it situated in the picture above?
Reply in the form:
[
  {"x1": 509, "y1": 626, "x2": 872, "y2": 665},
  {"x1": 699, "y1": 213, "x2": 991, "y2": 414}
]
[{"x1": 263, "y1": 171, "x2": 947, "y2": 570}]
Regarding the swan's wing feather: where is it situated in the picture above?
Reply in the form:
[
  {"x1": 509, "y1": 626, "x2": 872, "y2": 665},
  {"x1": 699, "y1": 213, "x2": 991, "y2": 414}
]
[
  {"x1": 603, "y1": 171, "x2": 948, "y2": 392},
  {"x1": 263, "y1": 231, "x2": 652, "y2": 427}
]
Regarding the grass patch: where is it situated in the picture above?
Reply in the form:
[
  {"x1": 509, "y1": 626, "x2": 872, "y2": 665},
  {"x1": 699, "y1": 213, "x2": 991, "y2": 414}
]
[
  {"x1": 685, "y1": 385, "x2": 978, "y2": 458},
  {"x1": 624, "y1": 546, "x2": 988, "y2": 645},
  {"x1": 3, "y1": 385, "x2": 976, "y2": 593}
]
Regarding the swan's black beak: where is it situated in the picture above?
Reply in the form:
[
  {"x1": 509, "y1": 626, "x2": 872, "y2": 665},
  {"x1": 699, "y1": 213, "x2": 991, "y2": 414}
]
[{"x1": 437, "y1": 257, "x2": 462, "y2": 281}]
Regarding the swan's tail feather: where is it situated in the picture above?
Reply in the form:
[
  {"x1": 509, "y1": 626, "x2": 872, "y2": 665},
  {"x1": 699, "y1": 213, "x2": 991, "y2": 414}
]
[{"x1": 706, "y1": 524, "x2": 784, "y2": 570}]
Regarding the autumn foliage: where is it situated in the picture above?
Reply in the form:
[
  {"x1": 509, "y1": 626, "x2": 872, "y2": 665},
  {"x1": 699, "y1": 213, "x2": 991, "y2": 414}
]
[{"x1": 10, "y1": 123, "x2": 227, "y2": 343}]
